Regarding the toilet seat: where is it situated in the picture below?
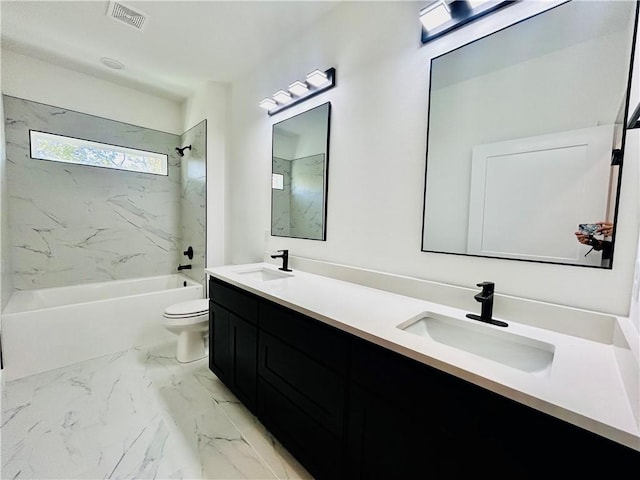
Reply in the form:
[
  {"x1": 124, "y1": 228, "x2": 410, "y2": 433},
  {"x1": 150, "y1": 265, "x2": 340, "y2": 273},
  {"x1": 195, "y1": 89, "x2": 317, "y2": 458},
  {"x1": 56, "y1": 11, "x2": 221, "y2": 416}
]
[
  {"x1": 162, "y1": 298, "x2": 210, "y2": 363},
  {"x1": 163, "y1": 299, "x2": 209, "y2": 319}
]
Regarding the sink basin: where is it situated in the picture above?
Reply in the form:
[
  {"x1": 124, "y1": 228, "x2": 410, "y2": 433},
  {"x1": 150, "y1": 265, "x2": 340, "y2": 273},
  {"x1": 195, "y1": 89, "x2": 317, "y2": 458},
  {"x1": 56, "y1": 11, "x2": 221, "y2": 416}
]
[
  {"x1": 398, "y1": 312, "x2": 554, "y2": 374},
  {"x1": 235, "y1": 267, "x2": 294, "y2": 282}
]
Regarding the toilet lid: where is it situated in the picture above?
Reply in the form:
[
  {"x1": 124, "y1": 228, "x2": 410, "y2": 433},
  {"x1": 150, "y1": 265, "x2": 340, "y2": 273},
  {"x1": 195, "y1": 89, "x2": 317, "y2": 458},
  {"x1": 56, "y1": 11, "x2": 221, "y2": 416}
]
[{"x1": 163, "y1": 299, "x2": 209, "y2": 318}]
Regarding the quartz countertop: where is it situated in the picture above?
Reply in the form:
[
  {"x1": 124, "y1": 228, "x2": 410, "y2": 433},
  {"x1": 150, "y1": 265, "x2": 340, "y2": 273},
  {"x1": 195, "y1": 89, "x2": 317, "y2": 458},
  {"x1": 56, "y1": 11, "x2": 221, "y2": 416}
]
[{"x1": 206, "y1": 262, "x2": 640, "y2": 452}]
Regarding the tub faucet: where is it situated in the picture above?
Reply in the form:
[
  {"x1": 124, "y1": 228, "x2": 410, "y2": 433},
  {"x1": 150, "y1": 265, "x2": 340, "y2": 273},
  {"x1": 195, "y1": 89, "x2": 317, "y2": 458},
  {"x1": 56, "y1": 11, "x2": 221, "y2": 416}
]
[
  {"x1": 271, "y1": 249, "x2": 292, "y2": 272},
  {"x1": 466, "y1": 281, "x2": 508, "y2": 327},
  {"x1": 177, "y1": 264, "x2": 192, "y2": 271}
]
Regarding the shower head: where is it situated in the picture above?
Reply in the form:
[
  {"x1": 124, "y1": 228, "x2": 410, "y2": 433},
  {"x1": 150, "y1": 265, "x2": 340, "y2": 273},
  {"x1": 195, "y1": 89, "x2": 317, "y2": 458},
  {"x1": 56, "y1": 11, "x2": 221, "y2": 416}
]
[{"x1": 176, "y1": 145, "x2": 192, "y2": 157}]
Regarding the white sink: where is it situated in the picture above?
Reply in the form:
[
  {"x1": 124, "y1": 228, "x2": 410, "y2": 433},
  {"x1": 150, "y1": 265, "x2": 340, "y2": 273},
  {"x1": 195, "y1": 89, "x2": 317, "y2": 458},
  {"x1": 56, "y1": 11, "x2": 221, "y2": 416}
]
[
  {"x1": 235, "y1": 267, "x2": 294, "y2": 282},
  {"x1": 398, "y1": 312, "x2": 555, "y2": 374}
]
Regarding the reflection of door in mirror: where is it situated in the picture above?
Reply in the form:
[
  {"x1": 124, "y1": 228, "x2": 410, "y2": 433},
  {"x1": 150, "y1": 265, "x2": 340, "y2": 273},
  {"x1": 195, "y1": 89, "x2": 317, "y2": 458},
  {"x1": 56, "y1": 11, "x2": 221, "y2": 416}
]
[
  {"x1": 467, "y1": 125, "x2": 612, "y2": 267},
  {"x1": 271, "y1": 103, "x2": 331, "y2": 241},
  {"x1": 422, "y1": 0, "x2": 638, "y2": 268}
]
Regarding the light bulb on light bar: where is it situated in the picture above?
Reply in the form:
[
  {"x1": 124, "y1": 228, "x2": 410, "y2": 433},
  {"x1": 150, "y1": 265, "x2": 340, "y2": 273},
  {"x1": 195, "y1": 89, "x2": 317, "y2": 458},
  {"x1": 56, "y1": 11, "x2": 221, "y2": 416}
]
[
  {"x1": 467, "y1": 0, "x2": 492, "y2": 9},
  {"x1": 257, "y1": 67, "x2": 335, "y2": 115},
  {"x1": 306, "y1": 69, "x2": 329, "y2": 88},
  {"x1": 288, "y1": 80, "x2": 309, "y2": 96},
  {"x1": 259, "y1": 98, "x2": 277, "y2": 110},
  {"x1": 419, "y1": 1, "x2": 451, "y2": 31},
  {"x1": 273, "y1": 90, "x2": 292, "y2": 104}
]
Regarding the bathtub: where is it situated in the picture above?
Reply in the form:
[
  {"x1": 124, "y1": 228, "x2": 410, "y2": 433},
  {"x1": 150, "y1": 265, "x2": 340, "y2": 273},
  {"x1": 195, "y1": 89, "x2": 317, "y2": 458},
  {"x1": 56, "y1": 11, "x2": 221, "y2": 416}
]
[{"x1": 1, "y1": 274, "x2": 204, "y2": 381}]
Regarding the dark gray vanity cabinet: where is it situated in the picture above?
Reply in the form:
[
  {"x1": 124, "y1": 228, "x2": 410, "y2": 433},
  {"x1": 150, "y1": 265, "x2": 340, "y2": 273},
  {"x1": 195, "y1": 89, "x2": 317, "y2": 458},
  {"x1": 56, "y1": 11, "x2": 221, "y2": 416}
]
[
  {"x1": 346, "y1": 338, "x2": 522, "y2": 479},
  {"x1": 346, "y1": 338, "x2": 640, "y2": 479},
  {"x1": 208, "y1": 277, "x2": 640, "y2": 479},
  {"x1": 209, "y1": 278, "x2": 258, "y2": 413},
  {"x1": 257, "y1": 301, "x2": 349, "y2": 480}
]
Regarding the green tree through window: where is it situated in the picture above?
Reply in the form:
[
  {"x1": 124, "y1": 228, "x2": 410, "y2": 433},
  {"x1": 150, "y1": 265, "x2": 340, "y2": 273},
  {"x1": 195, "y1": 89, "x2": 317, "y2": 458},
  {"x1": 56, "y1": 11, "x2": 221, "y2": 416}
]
[{"x1": 30, "y1": 131, "x2": 168, "y2": 175}]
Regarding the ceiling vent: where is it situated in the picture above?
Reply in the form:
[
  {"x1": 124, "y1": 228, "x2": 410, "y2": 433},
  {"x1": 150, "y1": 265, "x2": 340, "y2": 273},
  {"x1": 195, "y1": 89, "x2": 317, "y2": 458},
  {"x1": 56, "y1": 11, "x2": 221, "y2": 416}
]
[{"x1": 107, "y1": 1, "x2": 147, "y2": 31}]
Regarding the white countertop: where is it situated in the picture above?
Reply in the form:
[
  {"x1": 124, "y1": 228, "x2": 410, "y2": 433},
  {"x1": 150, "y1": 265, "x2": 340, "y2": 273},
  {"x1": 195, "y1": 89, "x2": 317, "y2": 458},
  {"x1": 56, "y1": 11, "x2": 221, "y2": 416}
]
[{"x1": 206, "y1": 262, "x2": 640, "y2": 452}]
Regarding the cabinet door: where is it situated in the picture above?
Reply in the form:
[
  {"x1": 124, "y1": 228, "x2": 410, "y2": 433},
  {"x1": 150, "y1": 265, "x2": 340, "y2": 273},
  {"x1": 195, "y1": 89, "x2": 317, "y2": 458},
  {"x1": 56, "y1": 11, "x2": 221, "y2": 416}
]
[
  {"x1": 229, "y1": 313, "x2": 257, "y2": 412},
  {"x1": 347, "y1": 384, "x2": 452, "y2": 480},
  {"x1": 348, "y1": 338, "x2": 523, "y2": 479},
  {"x1": 258, "y1": 378, "x2": 342, "y2": 480},
  {"x1": 258, "y1": 331, "x2": 345, "y2": 437},
  {"x1": 209, "y1": 302, "x2": 230, "y2": 382}
]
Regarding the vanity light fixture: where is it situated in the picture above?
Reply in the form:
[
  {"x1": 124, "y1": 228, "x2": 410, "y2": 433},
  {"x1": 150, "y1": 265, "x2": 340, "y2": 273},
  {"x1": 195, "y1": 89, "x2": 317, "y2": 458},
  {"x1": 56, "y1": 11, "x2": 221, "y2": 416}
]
[
  {"x1": 420, "y1": 0, "x2": 517, "y2": 44},
  {"x1": 273, "y1": 90, "x2": 293, "y2": 104},
  {"x1": 466, "y1": 0, "x2": 493, "y2": 8},
  {"x1": 288, "y1": 80, "x2": 309, "y2": 97},
  {"x1": 419, "y1": 1, "x2": 452, "y2": 31},
  {"x1": 258, "y1": 67, "x2": 336, "y2": 116},
  {"x1": 259, "y1": 98, "x2": 278, "y2": 110},
  {"x1": 306, "y1": 69, "x2": 330, "y2": 88}
]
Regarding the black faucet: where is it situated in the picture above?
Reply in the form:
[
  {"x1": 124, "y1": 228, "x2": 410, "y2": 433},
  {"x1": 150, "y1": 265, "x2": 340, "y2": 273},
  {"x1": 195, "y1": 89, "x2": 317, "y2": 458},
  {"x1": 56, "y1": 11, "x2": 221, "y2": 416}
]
[
  {"x1": 270, "y1": 249, "x2": 292, "y2": 272},
  {"x1": 466, "y1": 281, "x2": 508, "y2": 327},
  {"x1": 177, "y1": 264, "x2": 192, "y2": 271}
]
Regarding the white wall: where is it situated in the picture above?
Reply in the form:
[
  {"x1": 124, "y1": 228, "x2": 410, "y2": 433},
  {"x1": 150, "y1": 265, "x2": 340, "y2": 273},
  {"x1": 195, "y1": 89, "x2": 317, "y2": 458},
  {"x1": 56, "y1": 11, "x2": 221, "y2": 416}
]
[
  {"x1": 1, "y1": 50, "x2": 183, "y2": 135},
  {"x1": 228, "y1": 0, "x2": 640, "y2": 316},
  {"x1": 182, "y1": 82, "x2": 228, "y2": 269}
]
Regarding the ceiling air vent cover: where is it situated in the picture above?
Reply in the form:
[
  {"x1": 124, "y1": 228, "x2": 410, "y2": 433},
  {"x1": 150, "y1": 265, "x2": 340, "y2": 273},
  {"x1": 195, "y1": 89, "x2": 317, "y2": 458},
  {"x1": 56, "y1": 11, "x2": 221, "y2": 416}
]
[{"x1": 107, "y1": 1, "x2": 147, "y2": 31}]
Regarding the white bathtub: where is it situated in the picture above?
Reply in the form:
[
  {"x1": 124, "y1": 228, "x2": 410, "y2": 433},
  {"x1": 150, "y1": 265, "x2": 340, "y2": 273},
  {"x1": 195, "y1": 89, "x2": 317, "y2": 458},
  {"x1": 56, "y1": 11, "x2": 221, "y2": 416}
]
[{"x1": 1, "y1": 274, "x2": 204, "y2": 381}]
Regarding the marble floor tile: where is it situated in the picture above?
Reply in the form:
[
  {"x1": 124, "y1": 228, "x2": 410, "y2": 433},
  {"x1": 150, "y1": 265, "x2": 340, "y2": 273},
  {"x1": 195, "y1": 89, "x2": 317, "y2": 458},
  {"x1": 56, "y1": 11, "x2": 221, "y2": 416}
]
[{"x1": 1, "y1": 341, "x2": 312, "y2": 479}]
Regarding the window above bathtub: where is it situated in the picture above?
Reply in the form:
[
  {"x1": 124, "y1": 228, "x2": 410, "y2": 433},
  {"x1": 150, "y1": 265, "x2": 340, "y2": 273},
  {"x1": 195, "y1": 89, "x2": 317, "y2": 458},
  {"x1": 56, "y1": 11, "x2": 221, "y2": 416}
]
[{"x1": 29, "y1": 130, "x2": 168, "y2": 176}]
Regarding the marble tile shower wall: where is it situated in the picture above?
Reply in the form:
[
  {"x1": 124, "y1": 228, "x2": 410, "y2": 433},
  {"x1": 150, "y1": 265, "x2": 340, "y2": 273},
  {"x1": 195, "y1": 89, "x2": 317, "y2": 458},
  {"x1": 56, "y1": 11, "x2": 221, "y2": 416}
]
[
  {"x1": 290, "y1": 154, "x2": 324, "y2": 239},
  {"x1": 271, "y1": 154, "x2": 324, "y2": 239},
  {"x1": 179, "y1": 121, "x2": 206, "y2": 286},
  {"x1": 3, "y1": 96, "x2": 182, "y2": 291},
  {"x1": 1, "y1": 97, "x2": 12, "y2": 309},
  {"x1": 272, "y1": 156, "x2": 292, "y2": 236}
]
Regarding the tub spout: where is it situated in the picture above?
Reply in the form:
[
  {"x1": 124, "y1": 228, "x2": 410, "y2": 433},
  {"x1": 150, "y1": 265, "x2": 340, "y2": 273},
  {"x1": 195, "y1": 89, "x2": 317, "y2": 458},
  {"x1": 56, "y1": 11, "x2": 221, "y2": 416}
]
[{"x1": 177, "y1": 264, "x2": 192, "y2": 271}]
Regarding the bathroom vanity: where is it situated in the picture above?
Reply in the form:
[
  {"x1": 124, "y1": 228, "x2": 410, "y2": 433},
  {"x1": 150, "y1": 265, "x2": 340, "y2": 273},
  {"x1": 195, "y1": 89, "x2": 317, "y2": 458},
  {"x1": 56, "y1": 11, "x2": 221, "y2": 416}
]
[{"x1": 206, "y1": 263, "x2": 640, "y2": 478}]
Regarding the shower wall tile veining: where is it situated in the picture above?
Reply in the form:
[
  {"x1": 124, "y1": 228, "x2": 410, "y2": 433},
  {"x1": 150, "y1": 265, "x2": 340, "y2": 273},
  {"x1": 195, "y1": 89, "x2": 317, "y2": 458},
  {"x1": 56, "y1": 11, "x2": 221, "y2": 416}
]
[
  {"x1": 290, "y1": 153, "x2": 324, "y2": 239},
  {"x1": 179, "y1": 121, "x2": 206, "y2": 286},
  {"x1": 272, "y1": 154, "x2": 324, "y2": 238},
  {"x1": 3, "y1": 95, "x2": 183, "y2": 290},
  {"x1": 272, "y1": 156, "x2": 292, "y2": 235}
]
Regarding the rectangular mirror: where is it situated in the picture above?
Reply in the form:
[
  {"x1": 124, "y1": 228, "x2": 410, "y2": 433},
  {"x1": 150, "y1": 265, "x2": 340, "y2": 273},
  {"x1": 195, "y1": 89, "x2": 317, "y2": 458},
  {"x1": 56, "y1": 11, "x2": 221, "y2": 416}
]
[
  {"x1": 271, "y1": 102, "x2": 331, "y2": 240},
  {"x1": 422, "y1": 0, "x2": 638, "y2": 268}
]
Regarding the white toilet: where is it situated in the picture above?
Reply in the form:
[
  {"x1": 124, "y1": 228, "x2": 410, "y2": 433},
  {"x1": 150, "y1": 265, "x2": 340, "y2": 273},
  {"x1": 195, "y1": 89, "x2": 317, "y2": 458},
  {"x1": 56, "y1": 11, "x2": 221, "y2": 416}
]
[{"x1": 162, "y1": 299, "x2": 209, "y2": 363}]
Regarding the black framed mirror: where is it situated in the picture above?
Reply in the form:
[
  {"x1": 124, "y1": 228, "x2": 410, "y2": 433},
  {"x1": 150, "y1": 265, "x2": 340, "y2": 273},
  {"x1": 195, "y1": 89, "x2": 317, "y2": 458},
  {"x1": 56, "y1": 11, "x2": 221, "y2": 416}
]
[
  {"x1": 271, "y1": 102, "x2": 331, "y2": 241},
  {"x1": 421, "y1": 0, "x2": 638, "y2": 268}
]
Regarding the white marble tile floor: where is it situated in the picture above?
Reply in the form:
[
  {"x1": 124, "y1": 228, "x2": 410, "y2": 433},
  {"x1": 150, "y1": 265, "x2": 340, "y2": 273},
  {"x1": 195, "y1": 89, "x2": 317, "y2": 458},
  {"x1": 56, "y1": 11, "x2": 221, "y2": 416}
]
[{"x1": 0, "y1": 342, "x2": 313, "y2": 480}]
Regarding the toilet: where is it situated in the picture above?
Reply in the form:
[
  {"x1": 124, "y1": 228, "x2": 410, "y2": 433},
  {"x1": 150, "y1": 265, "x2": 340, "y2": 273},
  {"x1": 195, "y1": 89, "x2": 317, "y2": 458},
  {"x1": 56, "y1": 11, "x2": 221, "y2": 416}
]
[{"x1": 162, "y1": 299, "x2": 209, "y2": 363}]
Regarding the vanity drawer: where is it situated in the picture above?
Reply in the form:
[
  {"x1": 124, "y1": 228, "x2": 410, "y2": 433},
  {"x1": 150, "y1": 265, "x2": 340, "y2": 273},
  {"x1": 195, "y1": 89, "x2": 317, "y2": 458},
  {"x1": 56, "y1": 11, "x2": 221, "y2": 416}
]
[
  {"x1": 257, "y1": 378, "x2": 343, "y2": 480},
  {"x1": 259, "y1": 301, "x2": 348, "y2": 374},
  {"x1": 209, "y1": 278, "x2": 258, "y2": 324},
  {"x1": 258, "y1": 331, "x2": 346, "y2": 437},
  {"x1": 349, "y1": 337, "x2": 482, "y2": 429}
]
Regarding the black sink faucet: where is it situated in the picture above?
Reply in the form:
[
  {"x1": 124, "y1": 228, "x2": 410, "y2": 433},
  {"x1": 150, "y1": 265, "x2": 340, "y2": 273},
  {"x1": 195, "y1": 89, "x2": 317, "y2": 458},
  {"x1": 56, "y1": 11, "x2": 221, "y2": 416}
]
[
  {"x1": 271, "y1": 249, "x2": 292, "y2": 272},
  {"x1": 466, "y1": 281, "x2": 508, "y2": 327}
]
